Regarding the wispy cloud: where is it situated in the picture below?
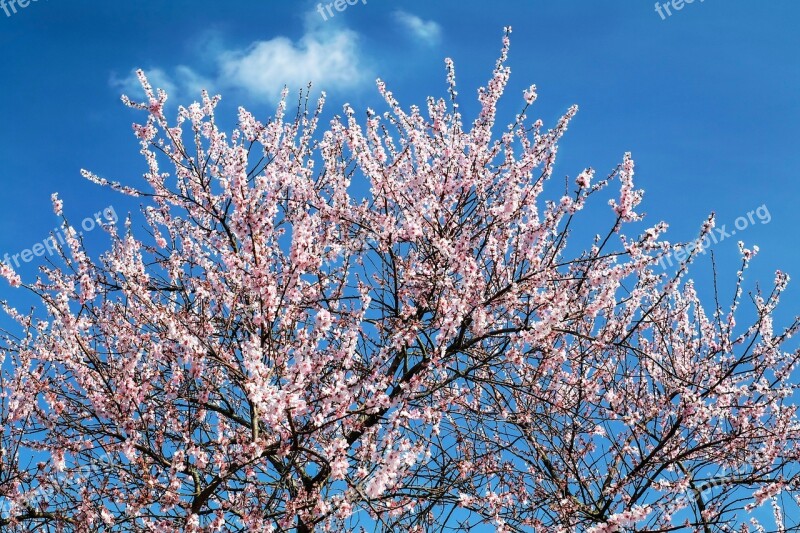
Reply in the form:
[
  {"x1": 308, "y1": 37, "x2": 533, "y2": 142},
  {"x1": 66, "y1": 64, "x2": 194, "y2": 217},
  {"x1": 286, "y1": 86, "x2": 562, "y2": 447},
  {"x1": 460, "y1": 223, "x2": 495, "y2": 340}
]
[
  {"x1": 110, "y1": 68, "x2": 176, "y2": 99},
  {"x1": 218, "y1": 29, "x2": 365, "y2": 103},
  {"x1": 393, "y1": 11, "x2": 442, "y2": 45},
  {"x1": 111, "y1": 23, "x2": 368, "y2": 104},
  {"x1": 110, "y1": 66, "x2": 214, "y2": 102}
]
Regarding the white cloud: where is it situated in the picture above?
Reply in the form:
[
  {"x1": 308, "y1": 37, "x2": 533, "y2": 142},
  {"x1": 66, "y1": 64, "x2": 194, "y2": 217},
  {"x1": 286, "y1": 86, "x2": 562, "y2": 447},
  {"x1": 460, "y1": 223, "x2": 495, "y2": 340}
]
[
  {"x1": 172, "y1": 65, "x2": 215, "y2": 98},
  {"x1": 218, "y1": 29, "x2": 365, "y2": 103},
  {"x1": 110, "y1": 24, "x2": 368, "y2": 105},
  {"x1": 393, "y1": 11, "x2": 442, "y2": 45}
]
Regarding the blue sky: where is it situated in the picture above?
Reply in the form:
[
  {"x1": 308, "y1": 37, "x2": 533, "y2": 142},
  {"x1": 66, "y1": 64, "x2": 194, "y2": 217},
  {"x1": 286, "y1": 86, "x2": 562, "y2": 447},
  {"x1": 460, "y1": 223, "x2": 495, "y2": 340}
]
[{"x1": 0, "y1": 0, "x2": 798, "y2": 315}]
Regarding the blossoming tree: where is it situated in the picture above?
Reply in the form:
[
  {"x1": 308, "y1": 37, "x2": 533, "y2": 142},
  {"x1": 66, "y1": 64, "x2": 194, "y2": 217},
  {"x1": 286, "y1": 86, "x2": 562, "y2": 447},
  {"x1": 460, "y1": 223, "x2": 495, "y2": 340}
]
[{"x1": 1, "y1": 31, "x2": 799, "y2": 532}]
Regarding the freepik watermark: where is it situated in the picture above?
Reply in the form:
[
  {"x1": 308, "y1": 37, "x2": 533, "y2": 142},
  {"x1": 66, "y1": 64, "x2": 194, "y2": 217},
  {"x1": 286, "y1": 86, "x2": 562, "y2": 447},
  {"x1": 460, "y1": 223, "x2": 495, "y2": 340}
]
[
  {"x1": 1, "y1": 205, "x2": 118, "y2": 270},
  {"x1": 666, "y1": 454, "x2": 772, "y2": 519},
  {"x1": 658, "y1": 204, "x2": 771, "y2": 270},
  {"x1": 316, "y1": 0, "x2": 367, "y2": 21},
  {"x1": 0, "y1": 450, "x2": 118, "y2": 523},
  {"x1": 654, "y1": 0, "x2": 704, "y2": 20},
  {"x1": 0, "y1": 0, "x2": 43, "y2": 18}
]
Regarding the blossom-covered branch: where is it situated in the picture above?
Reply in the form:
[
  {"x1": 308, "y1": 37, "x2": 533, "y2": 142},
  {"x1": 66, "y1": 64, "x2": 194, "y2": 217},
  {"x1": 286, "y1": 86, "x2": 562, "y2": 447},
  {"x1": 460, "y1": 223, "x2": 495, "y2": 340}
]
[{"x1": 1, "y1": 30, "x2": 798, "y2": 532}]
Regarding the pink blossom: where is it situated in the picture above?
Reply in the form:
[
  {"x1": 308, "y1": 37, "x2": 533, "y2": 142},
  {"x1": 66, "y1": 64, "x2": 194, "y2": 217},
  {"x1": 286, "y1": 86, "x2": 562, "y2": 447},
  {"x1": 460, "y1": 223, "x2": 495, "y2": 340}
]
[{"x1": 51, "y1": 192, "x2": 63, "y2": 216}]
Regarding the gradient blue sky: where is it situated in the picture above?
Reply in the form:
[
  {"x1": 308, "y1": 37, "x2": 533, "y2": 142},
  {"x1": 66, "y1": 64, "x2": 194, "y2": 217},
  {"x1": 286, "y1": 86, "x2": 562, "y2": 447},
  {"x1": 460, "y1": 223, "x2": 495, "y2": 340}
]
[{"x1": 0, "y1": 1, "x2": 798, "y2": 317}]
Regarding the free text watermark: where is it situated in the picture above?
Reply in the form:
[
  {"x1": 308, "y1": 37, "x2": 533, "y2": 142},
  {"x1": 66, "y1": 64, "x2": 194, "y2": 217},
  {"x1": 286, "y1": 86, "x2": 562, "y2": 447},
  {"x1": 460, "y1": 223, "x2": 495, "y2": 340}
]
[
  {"x1": 1, "y1": 205, "x2": 118, "y2": 270},
  {"x1": 1, "y1": 0, "x2": 43, "y2": 18},
  {"x1": 655, "y1": 0, "x2": 705, "y2": 20},
  {"x1": 316, "y1": 0, "x2": 368, "y2": 22},
  {"x1": 658, "y1": 203, "x2": 770, "y2": 270}
]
